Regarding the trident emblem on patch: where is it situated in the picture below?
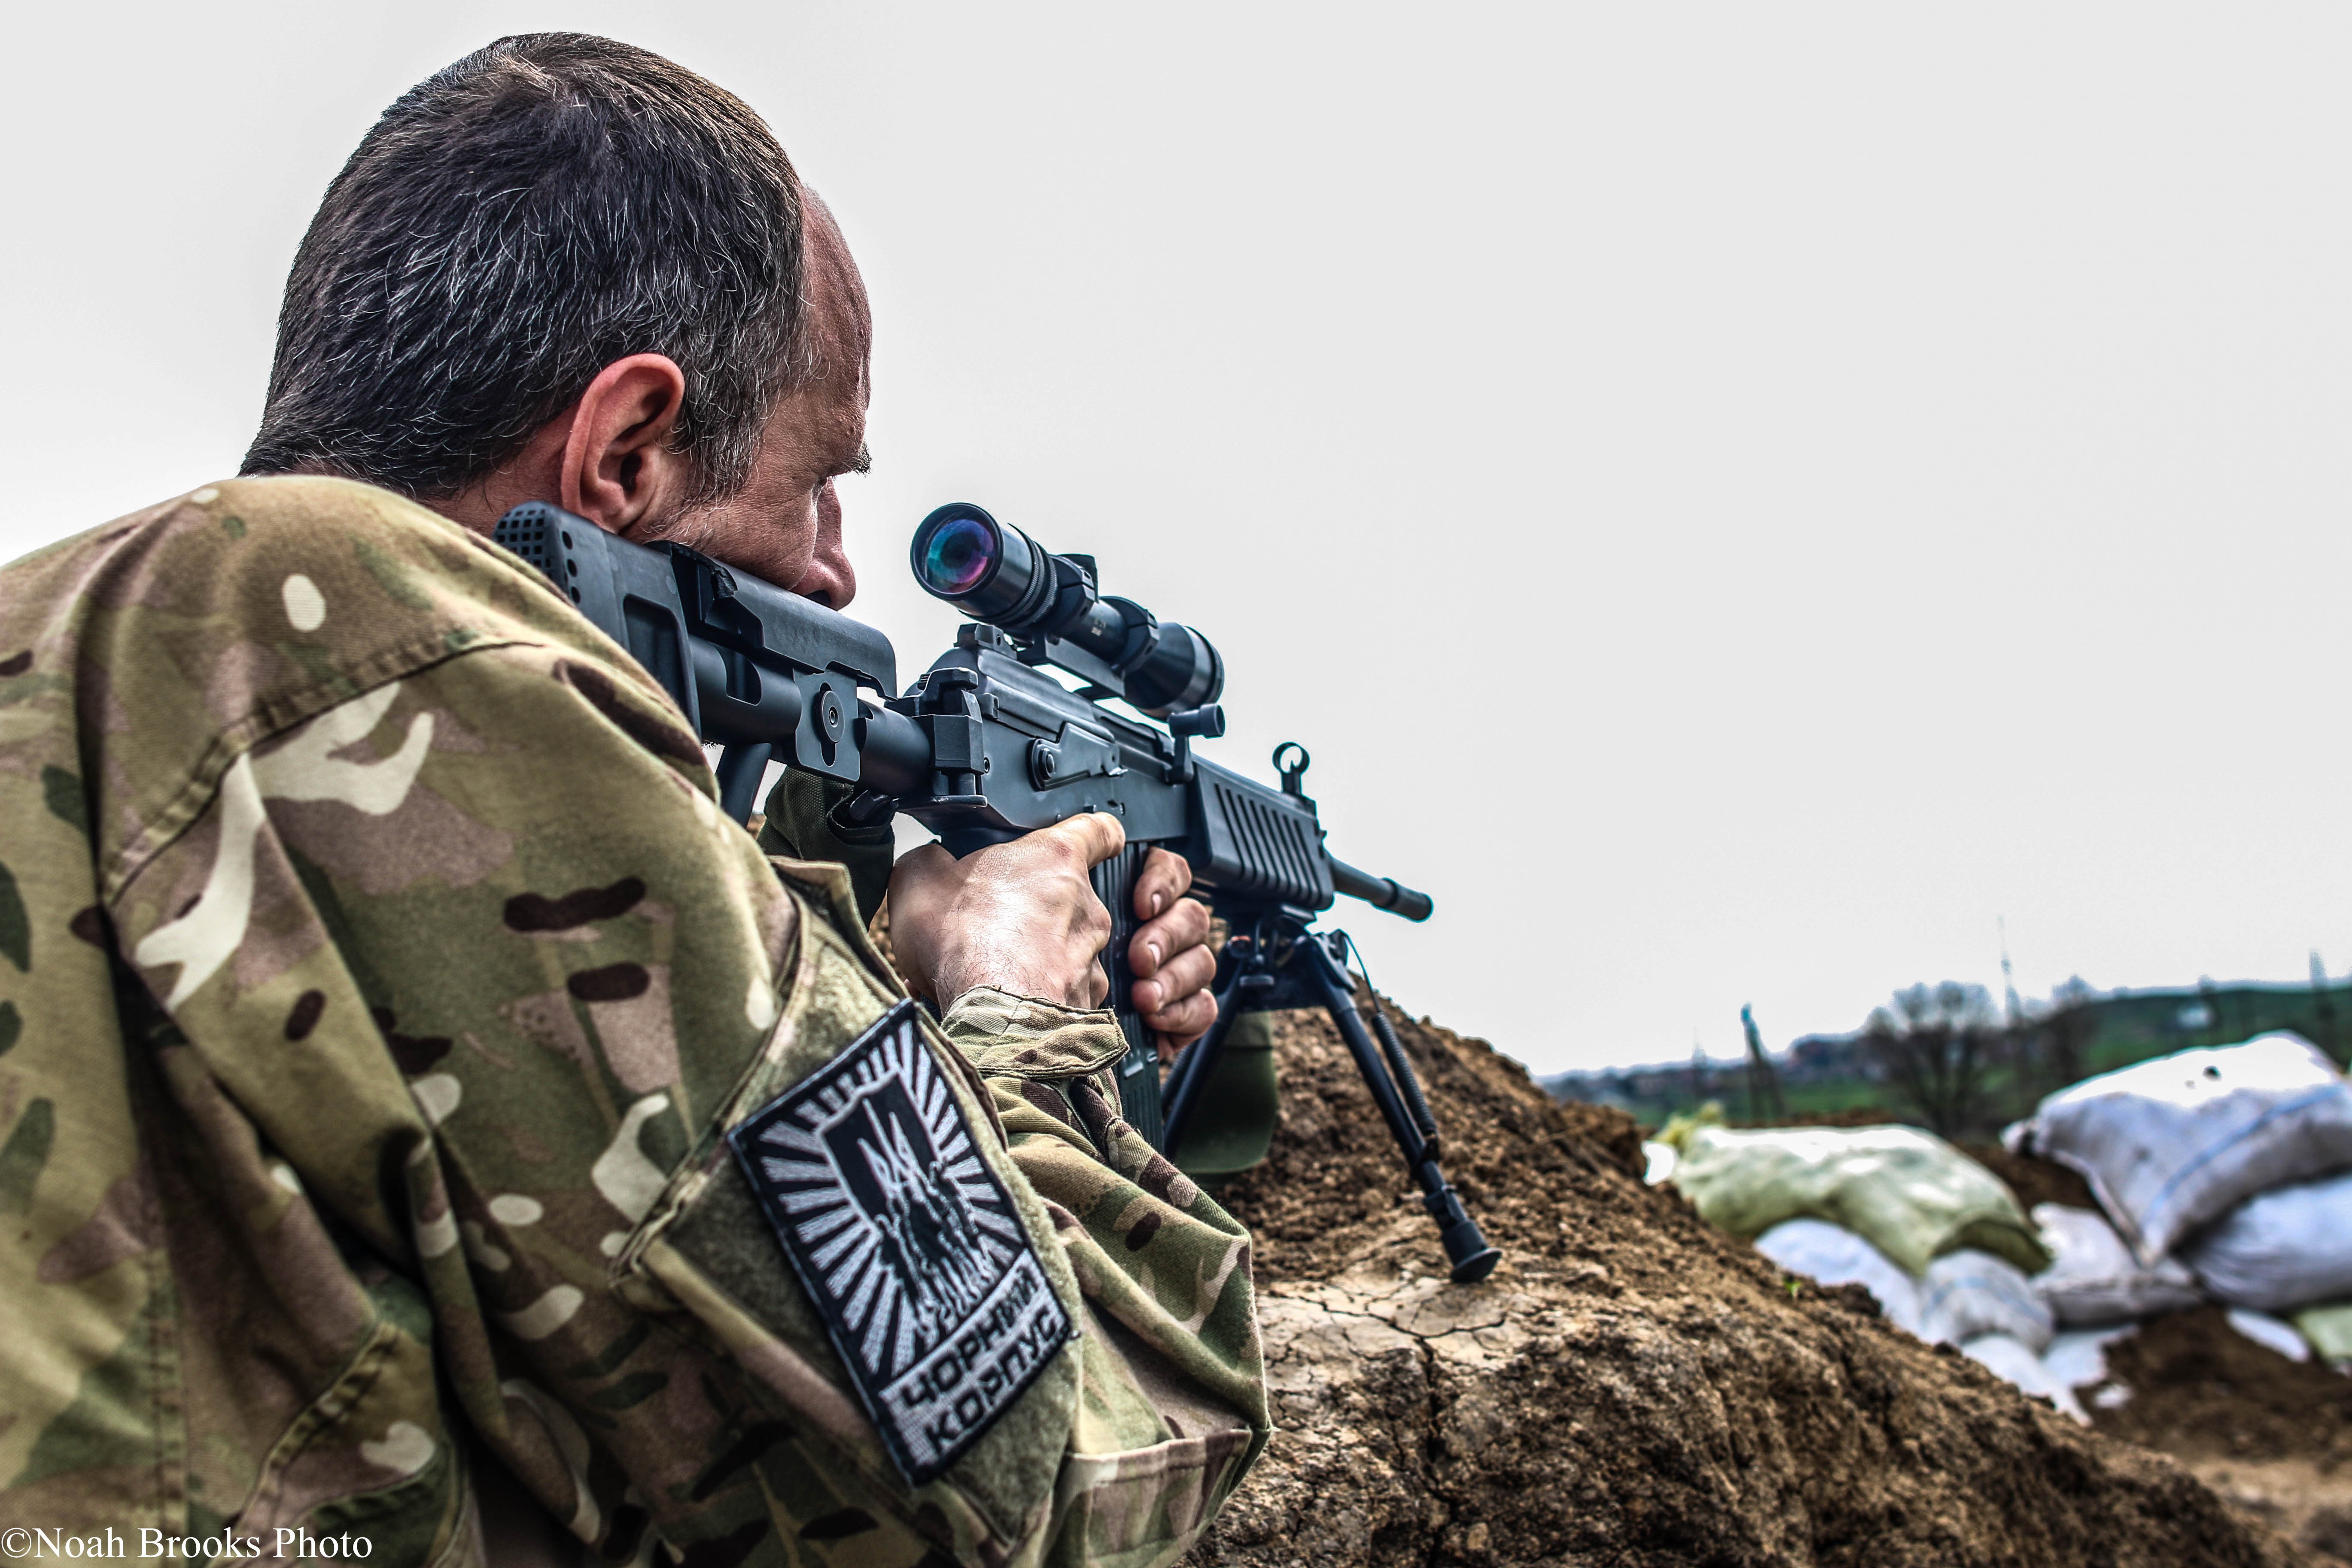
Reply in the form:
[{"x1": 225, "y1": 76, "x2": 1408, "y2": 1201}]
[{"x1": 727, "y1": 1000, "x2": 1077, "y2": 1482}]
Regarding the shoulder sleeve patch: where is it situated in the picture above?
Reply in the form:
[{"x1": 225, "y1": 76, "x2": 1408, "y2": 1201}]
[{"x1": 725, "y1": 999, "x2": 1077, "y2": 1483}]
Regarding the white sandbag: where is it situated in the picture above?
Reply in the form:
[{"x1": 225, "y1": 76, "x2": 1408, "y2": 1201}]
[
  {"x1": 1642, "y1": 1140, "x2": 1678, "y2": 1186},
  {"x1": 1754, "y1": 1218, "x2": 1924, "y2": 1337},
  {"x1": 1921, "y1": 1248, "x2": 2055, "y2": 1353},
  {"x1": 2225, "y1": 1307, "x2": 2310, "y2": 1362},
  {"x1": 1961, "y1": 1334, "x2": 2087, "y2": 1423},
  {"x1": 2005, "y1": 1034, "x2": 2352, "y2": 1265},
  {"x1": 2030, "y1": 1203, "x2": 2204, "y2": 1324},
  {"x1": 2044, "y1": 1324, "x2": 2137, "y2": 1397},
  {"x1": 1669, "y1": 1123, "x2": 2048, "y2": 1276},
  {"x1": 2177, "y1": 1169, "x2": 2352, "y2": 1313}
]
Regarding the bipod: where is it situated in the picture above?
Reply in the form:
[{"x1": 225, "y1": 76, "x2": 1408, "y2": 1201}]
[{"x1": 1160, "y1": 912, "x2": 1500, "y2": 1284}]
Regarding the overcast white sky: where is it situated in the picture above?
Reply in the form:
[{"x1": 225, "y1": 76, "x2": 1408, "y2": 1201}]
[{"x1": 6, "y1": 5, "x2": 2349, "y2": 1073}]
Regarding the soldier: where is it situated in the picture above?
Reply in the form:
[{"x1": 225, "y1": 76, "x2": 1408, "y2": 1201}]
[{"x1": 0, "y1": 33, "x2": 1265, "y2": 1568}]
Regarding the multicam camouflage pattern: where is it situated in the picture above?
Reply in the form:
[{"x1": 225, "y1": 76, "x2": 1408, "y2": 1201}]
[{"x1": 0, "y1": 478, "x2": 1267, "y2": 1565}]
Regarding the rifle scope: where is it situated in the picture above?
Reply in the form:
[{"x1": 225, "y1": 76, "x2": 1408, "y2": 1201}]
[{"x1": 912, "y1": 503, "x2": 1223, "y2": 719}]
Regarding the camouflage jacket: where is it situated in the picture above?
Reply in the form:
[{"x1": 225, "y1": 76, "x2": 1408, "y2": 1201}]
[{"x1": 0, "y1": 478, "x2": 1267, "y2": 1566}]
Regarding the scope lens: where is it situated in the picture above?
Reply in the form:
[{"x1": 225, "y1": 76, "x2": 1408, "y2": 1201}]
[
  {"x1": 918, "y1": 515, "x2": 1000, "y2": 597},
  {"x1": 912, "y1": 503, "x2": 1050, "y2": 628}
]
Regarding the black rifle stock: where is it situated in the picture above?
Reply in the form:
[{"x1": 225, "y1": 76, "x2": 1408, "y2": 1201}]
[{"x1": 492, "y1": 500, "x2": 1498, "y2": 1282}]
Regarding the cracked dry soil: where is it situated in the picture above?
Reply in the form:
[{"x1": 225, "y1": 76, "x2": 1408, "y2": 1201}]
[{"x1": 1182, "y1": 1007, "x2": 2317, "y2": 1568}]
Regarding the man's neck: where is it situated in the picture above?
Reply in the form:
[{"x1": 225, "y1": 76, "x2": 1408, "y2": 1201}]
[{"x1": 254, "y1": 460, "x2": 499, "y2": 538}]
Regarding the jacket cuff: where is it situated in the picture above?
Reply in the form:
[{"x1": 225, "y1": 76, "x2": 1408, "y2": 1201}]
[{"x1": 941, "y1": 987, "x2": 1129, "y2": 1079}]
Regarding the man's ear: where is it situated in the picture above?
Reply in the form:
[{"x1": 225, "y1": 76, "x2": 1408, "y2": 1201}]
[{"x1": 558, "y1": 354, "x2": 691, "y2": 533}]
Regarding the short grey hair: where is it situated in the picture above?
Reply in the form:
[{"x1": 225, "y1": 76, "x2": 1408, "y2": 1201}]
[{"x1": 242, "y1": 33, "x2": 805, "y2": 503}]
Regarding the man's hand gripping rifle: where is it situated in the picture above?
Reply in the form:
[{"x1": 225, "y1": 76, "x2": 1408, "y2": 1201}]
[{"x1": 494, "y1": 501, "x2": 1500, "y2": 1283}]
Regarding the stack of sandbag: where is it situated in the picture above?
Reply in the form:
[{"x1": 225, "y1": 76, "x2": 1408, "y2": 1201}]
[
  {"x1": 2008, "y1": 1032, "x2": 2352, "y2": 1361},
  {"x1": 1678, "y1": 1123, "x2": 2110, "y2": 1414},
  {"x1": 1668, "y1": 1123, "x2": 2050, "y2": 1275},
  {"x1": 1920, "y1": 1248, "x2": 2055, "y2": 1349},
  {"x1": 2007, "y1": 1033, "x2": 2352, "y2": 1264},
  {"x1": 2177, "y1": 1171, "x2": 2352, "y2": 1312},
  {"x1": 2028, "y1": 1203, "x2": 2203, "y2": 1326},
  {"x1": 1750, "y1": 1216, "x2": 2103, "y2": 1415}
]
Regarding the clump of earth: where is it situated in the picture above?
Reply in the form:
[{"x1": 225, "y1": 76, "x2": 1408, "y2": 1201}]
[{"x1": 1181, "y1": 1005, "x2": 2329, "y2": 1567}]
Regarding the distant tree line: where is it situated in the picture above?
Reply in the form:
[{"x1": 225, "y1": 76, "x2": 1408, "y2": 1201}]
[
  {"x1": 1546, "y1": 975, "x2": 2350, "y2": 1136},
  {"x1": 1860, "y1": 979, "x2": 2096, "y2": 1140}
]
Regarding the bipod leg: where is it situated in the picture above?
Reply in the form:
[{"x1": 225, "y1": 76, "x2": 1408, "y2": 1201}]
[
  {"x1": 1299, "y1": 935, "x2": 1499, "y2": 1284},
  {"x1": 1366, "y1": 992, "x2": 1442, "y2": 1159}
]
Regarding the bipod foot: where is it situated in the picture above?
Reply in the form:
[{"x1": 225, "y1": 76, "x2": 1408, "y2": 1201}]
[{"x1": 1423, "y1": 1169, "x2": 1500, "y2": 1283}]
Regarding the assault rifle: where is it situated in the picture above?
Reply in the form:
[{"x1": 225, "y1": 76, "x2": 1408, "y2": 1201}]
[{"x1": 493, "y1": 501, "x2": 1498, "y2": 1282}]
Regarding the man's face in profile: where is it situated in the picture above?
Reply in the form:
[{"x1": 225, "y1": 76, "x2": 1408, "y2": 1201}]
[{"x1": 645, "y1": 195, "x2": 871, "y2": 610}]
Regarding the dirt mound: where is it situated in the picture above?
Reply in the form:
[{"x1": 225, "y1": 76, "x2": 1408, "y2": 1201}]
[
  {"x1": 1185, "y1": 1005, "x2": 2315, "y2": 1567},
  {"x1": 2099, "y1": 1307, "x2": 2352, "y2": 1465},
  {"x1": 2079, "y1": 1307, "x2": 2352, "y2": 1562}
]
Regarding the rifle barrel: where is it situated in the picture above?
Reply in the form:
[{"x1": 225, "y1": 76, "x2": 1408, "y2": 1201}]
[{"x1": 1329, "y1": 856, "x2": 1434, "y2": 922}]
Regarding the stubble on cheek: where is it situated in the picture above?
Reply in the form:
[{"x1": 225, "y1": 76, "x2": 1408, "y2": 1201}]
[{"x1": 635, "y1": 489, "x2": 820, "y2": 588}]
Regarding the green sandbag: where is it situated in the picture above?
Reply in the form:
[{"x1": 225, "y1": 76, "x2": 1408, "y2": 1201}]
[
  {"x1": 2293, "y1": 1301, "x2": 2352, "y2": 1364},
  {"x1": 1666, "y1": 1123, "x2": 2050, "y2": 1277}
]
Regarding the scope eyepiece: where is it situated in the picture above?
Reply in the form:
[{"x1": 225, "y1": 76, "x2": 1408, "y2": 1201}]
[{"x1": 912, "y1": 503, "x2": 1057, "y2": 632}]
